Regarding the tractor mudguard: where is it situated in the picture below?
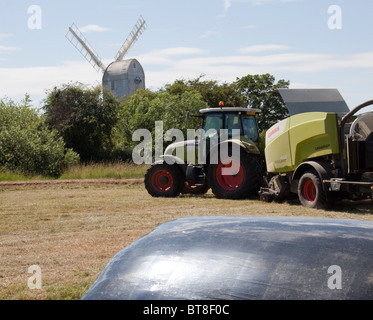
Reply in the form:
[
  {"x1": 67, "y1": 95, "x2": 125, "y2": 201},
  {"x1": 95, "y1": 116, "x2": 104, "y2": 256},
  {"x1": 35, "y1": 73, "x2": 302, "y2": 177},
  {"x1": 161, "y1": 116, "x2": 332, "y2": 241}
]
[
  {"x1": 291, "y1": 161, "x2": 334, "y2": 193},
  {"x1": 207, "y1": 139, "x2": 258, "y2": 166},
  {"x1": 159, "y1": 155, "x2": 188, "y2": 175}
]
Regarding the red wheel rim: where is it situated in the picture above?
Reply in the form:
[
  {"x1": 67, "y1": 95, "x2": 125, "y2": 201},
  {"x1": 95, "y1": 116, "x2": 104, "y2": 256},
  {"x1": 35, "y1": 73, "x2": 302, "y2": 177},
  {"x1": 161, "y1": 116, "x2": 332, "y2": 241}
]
[
  {"x1": 151, "y1": 169, "x2": 174, "y2": 193},
  {"x1": 303, "y1": 180, "x2": 316, "y2": 202},
  {"x1": 216, "y1": 159, "x2": 244, "y2": 191},
  {"x1": 184, "y1": 181, "x2": 197, "y2": 191}
]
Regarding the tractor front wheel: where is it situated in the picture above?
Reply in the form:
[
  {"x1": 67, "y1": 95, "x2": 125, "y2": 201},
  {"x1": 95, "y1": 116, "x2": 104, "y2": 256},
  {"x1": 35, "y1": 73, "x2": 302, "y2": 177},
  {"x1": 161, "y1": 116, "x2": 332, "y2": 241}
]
[{"x1": 145, "y1": 163, "x2": 182, "y2": 198}]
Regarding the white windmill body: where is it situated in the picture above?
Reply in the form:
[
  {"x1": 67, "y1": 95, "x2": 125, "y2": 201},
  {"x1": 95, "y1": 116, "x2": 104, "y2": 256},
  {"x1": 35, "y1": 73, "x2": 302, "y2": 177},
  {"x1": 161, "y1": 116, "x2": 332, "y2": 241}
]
[
  {"x1": 103, "y1": 59, "x2": 145, "y2": 97},
  {"x1": 66, "y1": 17, "x2": 147, "y2": 98}
]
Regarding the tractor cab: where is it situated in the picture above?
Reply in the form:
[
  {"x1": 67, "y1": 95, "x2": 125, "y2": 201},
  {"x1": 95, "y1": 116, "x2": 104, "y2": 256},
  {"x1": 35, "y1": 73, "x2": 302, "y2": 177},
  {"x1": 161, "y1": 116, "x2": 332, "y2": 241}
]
[
  {"x1": 177, "y1": 105, "x2": 262, "y2": 166},
  {"x1": 201, "y1": 107, "x2": 260, "y2": 143}
]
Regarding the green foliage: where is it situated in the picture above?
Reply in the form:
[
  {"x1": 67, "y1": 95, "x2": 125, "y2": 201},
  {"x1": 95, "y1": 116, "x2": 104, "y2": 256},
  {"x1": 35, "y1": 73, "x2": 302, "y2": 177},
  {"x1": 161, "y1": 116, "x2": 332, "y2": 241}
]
[
  {"x1": 43, "y1": 83, "x2": 120, "y2": 162},
  {"x1": 0, "y1": 98, "x2": 79, "y2": 177},
  {"x1": 0, "y1": 73, "x2": 290, "y2": 177},
  {"x1": 164, "y1": 75, "x2": 246, "y2": 108},
  {"x1": 113, "y1": 89, "x2": 208, "y2": 157},
  {"x1": 113, "y1": 74, "x2": 289, "y2": 160},
  {"x1": 235, "y1": 73, "x2": 290, "y2": 130}
]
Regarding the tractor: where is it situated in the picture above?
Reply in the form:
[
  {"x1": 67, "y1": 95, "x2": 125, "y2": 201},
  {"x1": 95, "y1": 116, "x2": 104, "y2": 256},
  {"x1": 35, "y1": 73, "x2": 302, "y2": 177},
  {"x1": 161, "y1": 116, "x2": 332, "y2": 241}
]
[
  {"x1": 259, "y1": 89, "x2": 373, "y2": 209},
  {"x1": 144, "y1": 103, "x2": 264, "y2": 199}
]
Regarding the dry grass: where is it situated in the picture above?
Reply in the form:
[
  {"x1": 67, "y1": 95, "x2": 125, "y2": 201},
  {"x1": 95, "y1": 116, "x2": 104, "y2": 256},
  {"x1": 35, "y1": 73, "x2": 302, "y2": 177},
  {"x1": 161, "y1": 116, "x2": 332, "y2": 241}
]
[
  {"x1": 59, "y1": 163, "x2": 148, "y2": 180},
  {"x1": 1, "y1": 179, "x2": 373, "y2": 300}
]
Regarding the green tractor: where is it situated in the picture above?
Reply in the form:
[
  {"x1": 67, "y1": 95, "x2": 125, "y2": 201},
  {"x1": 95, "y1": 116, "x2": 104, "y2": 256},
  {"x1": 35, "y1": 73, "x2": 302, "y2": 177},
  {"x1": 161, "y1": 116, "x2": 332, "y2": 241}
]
[
  {"x1": 144, "y1": 103, "x2": 264, "y2": 199},
  {"x1": 259, "y1": 89, "x2": 373, "y2": 209}
]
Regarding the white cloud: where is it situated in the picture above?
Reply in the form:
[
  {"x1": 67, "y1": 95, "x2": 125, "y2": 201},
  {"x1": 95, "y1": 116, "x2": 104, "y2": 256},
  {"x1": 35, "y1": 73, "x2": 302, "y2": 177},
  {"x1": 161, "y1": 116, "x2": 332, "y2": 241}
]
[
  {"x1": 238, "y1": 44, "x2": 291, "y2": 54},
  {"x1": 0, "y1": 45, "x2": 20, "y2": 54},
  {"x1": 3, "y1": 46, "x2": 373, "y2": 108},
  {"x1": 0, "y1": 33, "x2": 12, "y2": 42},
  {"x1": 223, "y1": 0, "x2": 232, "y2": 11},
  {"x1": 237, "y1": 0, "x2": 301, "y2": 5},
  {"x1": 138, "y1": 47, "x2": 207, "y2": 64},
  {"x1": 79, "y1": 25, "x2": 110, "y2": 33},
  {"x1": 0, "y1": 61, "x2": 101, "y2": 100},
  {"x1": 200, "y1": 30, "x2": 221, "y2": 39},
  {"x1": 243, "y1": 25, "x2": 258, "y2": 30},
  {"x1": 217, "y1": 0, "x2": 232, "y2": 17},
  {"x1": 0, "y1": 34, "x2": 19, "y2": 55},
  {"x1": 138, "y1": 48, "x2": 373, "y2": 89},
  {"x1": 218, "y1": 0, "x2": 300, "y2": 17}
]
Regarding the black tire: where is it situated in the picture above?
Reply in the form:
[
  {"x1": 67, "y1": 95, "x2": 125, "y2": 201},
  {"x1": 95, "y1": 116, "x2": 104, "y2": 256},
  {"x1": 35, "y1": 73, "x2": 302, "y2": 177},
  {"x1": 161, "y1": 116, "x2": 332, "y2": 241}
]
[
  {"x1": 144, "y1": 163, "x2": 182, "y2": 198},
  {"x1": 208, "y1": 151, "x2": 262, "y2": 199},
  {"x1": 298, "y1": 170, "x2": 328, "y2": 209},
  {"x1": 182, "y1": 181, "x2": 210, "y2": 195}
]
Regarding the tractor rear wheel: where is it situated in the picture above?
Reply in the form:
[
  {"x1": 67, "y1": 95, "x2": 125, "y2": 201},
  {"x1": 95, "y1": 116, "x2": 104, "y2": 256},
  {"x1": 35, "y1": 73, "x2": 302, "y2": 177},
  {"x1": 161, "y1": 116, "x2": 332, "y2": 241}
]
[
  {"x1": 145, "y1": 163, "x2": 182, "y2": 198},
  {"x1": 298, "y1": 170, "x2": 327, "y2": 209},
  {"x1": 208, "y1": 151, "x2": 261, "y2": 199}
]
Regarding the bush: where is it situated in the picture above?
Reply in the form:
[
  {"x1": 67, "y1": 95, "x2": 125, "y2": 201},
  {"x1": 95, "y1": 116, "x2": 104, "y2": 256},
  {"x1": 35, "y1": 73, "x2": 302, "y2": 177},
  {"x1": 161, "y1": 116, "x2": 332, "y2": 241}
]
[
  {"x1": 43, "y1": 84, "x2": 120, "y2": 162},
  {"x1": 0, "y1": 98, "x2": 79, "y2": 177}
]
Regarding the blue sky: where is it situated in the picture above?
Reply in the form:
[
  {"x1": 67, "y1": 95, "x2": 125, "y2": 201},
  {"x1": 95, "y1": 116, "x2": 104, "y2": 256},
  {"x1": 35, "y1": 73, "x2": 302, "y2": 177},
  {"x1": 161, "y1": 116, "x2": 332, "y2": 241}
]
[{"x1": 1, "y1": 0, "x2": 373, "y2": 110}]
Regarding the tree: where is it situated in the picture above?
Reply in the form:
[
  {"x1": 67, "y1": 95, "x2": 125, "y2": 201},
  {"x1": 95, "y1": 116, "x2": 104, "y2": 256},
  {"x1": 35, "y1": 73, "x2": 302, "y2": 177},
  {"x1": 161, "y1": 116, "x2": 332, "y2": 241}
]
[
  {"x1": 0, "y1": 97, "x2": 79, "y2": 177},
  {"x1": 234, "y1": 74, "x2": 290, "y2": 130},
  {"x1": 113, "y1": 89, "x2": 208, "y2": 160},
  {"x1": 43, "y1": 83, "x2": 120, "y2": 162},
  {"x1": 164, "y1": 75, "x2": 246, "y2": 108}
]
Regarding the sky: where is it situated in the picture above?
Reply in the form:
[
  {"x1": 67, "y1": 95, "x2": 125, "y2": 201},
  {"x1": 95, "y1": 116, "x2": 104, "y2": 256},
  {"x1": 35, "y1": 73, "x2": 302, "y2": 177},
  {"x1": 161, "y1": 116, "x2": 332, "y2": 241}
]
[{"x1": 1, "y1": 0, "x2": 373, "y2": 111}]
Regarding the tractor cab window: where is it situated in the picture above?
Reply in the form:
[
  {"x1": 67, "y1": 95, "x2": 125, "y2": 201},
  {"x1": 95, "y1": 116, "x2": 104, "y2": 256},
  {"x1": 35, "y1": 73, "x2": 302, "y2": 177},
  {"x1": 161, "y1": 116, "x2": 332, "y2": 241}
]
[
  {"x1": 242, "y1": 115, "x2": 259, "y2": 142},
  {"x1": 203, "y1": 114, "x2": 223, "y2": 138},
  {"x1": 225, "y1": 114, "x2": 242, "y2": 138},
  {"x1": 203, "y1": 112, "x2": 258, "y2": 142}
]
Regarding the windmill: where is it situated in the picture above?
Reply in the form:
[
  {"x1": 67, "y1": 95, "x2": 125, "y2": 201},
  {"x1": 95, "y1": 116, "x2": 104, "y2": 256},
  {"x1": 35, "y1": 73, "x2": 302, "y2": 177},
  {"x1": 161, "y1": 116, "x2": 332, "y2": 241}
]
[{"x1": 66, "y1": 16, "x2": 147, "y2": 98}]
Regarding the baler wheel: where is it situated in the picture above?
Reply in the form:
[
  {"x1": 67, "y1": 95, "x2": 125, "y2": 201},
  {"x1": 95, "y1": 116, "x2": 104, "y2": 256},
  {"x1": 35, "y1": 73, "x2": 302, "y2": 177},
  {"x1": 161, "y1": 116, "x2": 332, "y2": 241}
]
[{"x1": 298, "y1": 170, "x2": 327, "y2": 209}]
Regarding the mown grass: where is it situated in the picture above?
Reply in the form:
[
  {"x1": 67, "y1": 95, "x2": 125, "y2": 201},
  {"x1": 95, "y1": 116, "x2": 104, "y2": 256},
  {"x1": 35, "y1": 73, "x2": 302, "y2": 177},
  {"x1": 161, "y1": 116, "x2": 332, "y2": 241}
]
[
  {"x1": 1, "y1": 180, "x2": 373, "y2": 300},
  {"x1": 0, "y1": 162, "x2": 148, "y2": 181}
]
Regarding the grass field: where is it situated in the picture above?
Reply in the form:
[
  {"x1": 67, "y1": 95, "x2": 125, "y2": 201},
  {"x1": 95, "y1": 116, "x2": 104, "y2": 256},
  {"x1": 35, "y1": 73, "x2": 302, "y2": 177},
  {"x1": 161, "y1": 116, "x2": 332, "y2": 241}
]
[
  {"x1": 0, "y1": 163, "x2": 149, "y2": 182},
  {"x1": 1, "y1": 178, "x2": 373, "y2": 300}
]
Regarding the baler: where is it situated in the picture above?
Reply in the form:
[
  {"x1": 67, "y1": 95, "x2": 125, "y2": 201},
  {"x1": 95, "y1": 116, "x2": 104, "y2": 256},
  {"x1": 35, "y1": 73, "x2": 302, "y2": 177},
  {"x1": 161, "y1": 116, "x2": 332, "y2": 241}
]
[{"x1": 260, "y1": 89, "x2": 373, "y2": 209}]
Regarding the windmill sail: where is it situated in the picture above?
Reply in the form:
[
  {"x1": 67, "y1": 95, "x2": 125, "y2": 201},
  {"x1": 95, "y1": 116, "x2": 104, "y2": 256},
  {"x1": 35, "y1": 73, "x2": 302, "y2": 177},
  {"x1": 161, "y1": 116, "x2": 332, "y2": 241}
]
[
  {"x1": 114, "y1": 16, "x2": 147, "y2": 62},
  {"x1": 66, "y1": 24, "x2": 107, "y2": 73}
]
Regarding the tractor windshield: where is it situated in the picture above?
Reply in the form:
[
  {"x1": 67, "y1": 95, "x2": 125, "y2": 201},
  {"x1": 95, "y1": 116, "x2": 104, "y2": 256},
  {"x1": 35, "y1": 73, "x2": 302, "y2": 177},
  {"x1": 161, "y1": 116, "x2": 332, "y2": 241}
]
[
  {"x1": 202, "y1": 113, "x2": 259, "y2": 142},
  {"x1": 203, "y1": 114, "x2": 223, "y2": 138},
  {"x1": 242, "y1": 115, "x2": 259, "y2": 142}
]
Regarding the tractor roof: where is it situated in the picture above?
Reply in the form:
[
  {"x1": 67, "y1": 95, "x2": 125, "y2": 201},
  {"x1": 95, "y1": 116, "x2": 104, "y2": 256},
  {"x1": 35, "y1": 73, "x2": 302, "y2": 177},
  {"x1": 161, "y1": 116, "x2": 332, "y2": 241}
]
[{"x1": 200, "y1": 107, "x2": 262, "y2": 114}]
